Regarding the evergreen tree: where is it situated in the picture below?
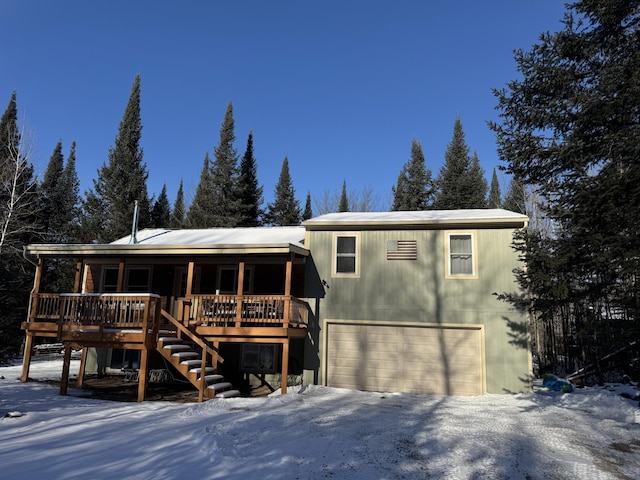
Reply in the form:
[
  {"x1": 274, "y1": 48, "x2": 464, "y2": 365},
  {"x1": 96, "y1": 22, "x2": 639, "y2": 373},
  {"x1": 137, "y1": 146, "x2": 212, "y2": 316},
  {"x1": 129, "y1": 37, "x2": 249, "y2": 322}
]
[
  {"x1": 170, "y1": 180, "x2": 186, "y2": 228},
  {"x1": 466, "y1": 152, "x2": 488, "y2": 208},
  {"x1": 40, "y1": 141, "x2": 65, "y2": 239},
  {"x1": 151, "y1": 184, "x2": 171, "y2": 227},
  {"x1": 40, "y1": 141, "x2": 80, "y2": 292},
  {"x1": 266, "y1": 156, "x2": 301, "y2": 226},
  {"x1": 187, "y1": 153, "x2": 215, "y2": 228},
  {"x1": 81, "y1": 75, "x2": 150, "y2": 242},
  {"x1": 60, "y1": 142, "x2": 81, "y2": 241},
  {"x1": 392, "y1": 138, "x2": 433, "y2": 211},
  {"x1": 302, "y1": 192, "x2": 313, "y2": 221},
  {"x1": 488, "y1": 168, "x2": 502, "y2": 209},
  {"x1": 433, "y1": 117, "x2": 474, "y2": 209},
  {"x1": 338, "y1": 180, "x2": 349, "y2": 212},
  {"x1": 502, "y1": 175, "x2": 526, "y2": 214},
  {"x1": 209, "y1": 101, "x2": 241, "y2": 227},
  {"x1": 237, "y1": 131, "x2": 263, "y2": 226},
  {"x1": 491, "y1": 0, "x2": 640, "y2": 381}
]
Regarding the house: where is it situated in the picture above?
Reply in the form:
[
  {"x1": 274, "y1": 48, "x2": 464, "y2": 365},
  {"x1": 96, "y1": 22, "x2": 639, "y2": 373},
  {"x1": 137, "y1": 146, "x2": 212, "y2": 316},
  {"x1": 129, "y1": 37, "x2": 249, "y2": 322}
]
[{"x1": 20, "y1": 209, "x2": 530, "y2": 401}]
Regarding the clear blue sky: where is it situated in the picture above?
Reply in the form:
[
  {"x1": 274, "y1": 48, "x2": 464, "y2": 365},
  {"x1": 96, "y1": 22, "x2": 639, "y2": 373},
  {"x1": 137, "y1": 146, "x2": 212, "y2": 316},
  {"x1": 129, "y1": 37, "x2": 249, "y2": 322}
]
[{"x1": 1, "y1": 1, "x2": 568, "y2": 211}]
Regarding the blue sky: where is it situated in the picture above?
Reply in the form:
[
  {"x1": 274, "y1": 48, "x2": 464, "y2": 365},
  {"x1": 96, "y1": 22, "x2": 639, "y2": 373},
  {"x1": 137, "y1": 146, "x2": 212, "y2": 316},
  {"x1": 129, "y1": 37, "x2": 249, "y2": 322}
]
[{"x1": 0, "y1": 1, "x2": 568, "y2": 211}]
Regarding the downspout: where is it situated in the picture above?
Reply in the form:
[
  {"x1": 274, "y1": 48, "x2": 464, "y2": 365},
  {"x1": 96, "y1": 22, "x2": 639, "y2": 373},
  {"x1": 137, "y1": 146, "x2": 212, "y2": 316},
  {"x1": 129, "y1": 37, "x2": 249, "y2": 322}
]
[{"x1": 23, "y1": 246, "x2": 39, "y2": 322}]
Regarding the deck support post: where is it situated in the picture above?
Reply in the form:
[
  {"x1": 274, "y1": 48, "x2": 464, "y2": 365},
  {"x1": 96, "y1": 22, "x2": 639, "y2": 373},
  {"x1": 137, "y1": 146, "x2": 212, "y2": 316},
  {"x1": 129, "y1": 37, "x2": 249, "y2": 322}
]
[
  {"x1": 60, "y1": 345, "x2": 73, "y2": 396},
  {"x1": 21, "y1": 334, "x2": 34, "y2": 382},
  {"x1": 21, "y1": 257, "x2": 44, "y2": 382},
  {"x1": 77, "y1": 348, "x2": 88, "y2": 387},
  {"x1": 137, "y1": 348, "x2": 149, "y2": 402},
  {"x1": 73, "y1": 260, "x2": 83, "y2": 293},
  {"x1": 117, "y1": 259, "x2": 125, "y2": 292},
  {"x1": 281, "y1": 339, "x2": 289, "y2": 394}
]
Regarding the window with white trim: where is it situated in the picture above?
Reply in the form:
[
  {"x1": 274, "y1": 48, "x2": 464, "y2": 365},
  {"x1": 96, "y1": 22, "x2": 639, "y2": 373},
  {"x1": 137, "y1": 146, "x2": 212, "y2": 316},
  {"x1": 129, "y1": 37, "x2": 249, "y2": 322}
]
[
  {"x1": 446, "y1": 232, "x2": 477, "y2": 278},
  {"x1": 333, "y1": 234, "x2": 359, "y2": 276}
]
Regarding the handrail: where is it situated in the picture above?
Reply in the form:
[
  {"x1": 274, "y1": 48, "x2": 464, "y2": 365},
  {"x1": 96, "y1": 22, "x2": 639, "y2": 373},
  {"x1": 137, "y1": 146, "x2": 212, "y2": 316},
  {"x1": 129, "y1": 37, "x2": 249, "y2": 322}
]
[{"x1": 160, "y1": 309, "x2": 224, "y2": 366}]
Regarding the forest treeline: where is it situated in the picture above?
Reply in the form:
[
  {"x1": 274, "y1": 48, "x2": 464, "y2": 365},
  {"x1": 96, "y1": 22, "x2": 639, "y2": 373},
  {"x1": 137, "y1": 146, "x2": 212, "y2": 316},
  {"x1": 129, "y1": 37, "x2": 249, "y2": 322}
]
[{"x1": 1, "y1": 1, "x2": 638, "y2": 386}]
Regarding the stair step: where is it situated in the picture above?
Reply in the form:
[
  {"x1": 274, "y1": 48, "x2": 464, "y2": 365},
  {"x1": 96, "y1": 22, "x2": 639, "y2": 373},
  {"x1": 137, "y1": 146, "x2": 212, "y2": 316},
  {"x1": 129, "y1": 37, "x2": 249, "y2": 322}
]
[
  {"x1": 172, "y1": 351, "x2": 199, "y2": 359},
  {"x1": 180, "y1": 359, "x2": 203, "y2": 367},
  {"x1": 164, "y1": 344, "x2": 191, "y2": 351},
  {"x1": 207, "y1": 382, "x2": 232, "y2": 392},
  {"x1": 158, "y1": 337, "x2": 181, "y2": 344},
  {"x1": 189, "y1": 367, "x2": 216, "y2": 375},
  {"x1": 200, "y1": 374, "x2": 224, "y2": 383},
  {"x1": 216, "y1": 389, "x2": 241, "y2": 398}
]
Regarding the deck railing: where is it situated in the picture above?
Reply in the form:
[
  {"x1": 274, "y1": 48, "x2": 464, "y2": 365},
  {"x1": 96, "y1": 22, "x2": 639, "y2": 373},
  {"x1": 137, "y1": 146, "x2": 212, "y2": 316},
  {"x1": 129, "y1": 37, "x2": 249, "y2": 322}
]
[
  {"x1": 186, "y1": 294, "x2": 309, "y2": 328},
  {"x1": 58, "y1": 293, "x2": 161, "y2": 330},
  {"x1": 28, "y1": 293, "x2": 309, "y2": 330}
]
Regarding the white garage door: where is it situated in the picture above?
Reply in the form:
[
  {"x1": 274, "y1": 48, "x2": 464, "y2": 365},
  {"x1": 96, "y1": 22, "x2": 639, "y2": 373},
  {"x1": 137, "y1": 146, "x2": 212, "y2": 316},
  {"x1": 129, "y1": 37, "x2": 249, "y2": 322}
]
[{"x1": 326, "y1": 322, "x2": 484, "y2": 396}]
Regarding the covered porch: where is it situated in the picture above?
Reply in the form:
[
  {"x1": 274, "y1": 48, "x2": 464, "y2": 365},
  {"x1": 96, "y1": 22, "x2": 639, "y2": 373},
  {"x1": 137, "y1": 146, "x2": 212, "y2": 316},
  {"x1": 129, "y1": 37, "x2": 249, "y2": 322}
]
[{"x1": 20, "y1": 227, "x2": 312, "y2": 401}]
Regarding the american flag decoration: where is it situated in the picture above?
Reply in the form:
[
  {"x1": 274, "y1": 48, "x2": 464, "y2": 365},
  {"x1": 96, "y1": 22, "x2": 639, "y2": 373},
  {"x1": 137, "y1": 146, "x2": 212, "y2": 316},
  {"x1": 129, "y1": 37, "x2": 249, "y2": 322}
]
[{"x1": 386, "y1": 240, "x2": 417, "y2": 260}]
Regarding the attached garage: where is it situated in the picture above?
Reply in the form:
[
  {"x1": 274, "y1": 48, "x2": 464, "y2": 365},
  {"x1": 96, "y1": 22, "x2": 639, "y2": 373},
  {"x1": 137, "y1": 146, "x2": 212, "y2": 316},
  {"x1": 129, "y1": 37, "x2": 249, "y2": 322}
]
[{"x1": 325, "y1": 321, "x2": 485, "y2": 396}]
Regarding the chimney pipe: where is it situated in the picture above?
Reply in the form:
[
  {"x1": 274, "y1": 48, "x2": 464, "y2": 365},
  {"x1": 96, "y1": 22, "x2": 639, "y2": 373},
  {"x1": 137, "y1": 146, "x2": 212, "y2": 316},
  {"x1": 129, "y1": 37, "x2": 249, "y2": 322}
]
[{"x1": 129, "y1": 200, "x2": 140, "y2": 245}]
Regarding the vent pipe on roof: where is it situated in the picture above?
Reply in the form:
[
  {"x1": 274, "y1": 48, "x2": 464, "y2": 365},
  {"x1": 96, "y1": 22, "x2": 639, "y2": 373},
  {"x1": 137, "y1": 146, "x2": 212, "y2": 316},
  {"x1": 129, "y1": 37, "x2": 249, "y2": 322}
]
[{"x1": 129, "y1": 200, "x2": 140, "y2": 245}]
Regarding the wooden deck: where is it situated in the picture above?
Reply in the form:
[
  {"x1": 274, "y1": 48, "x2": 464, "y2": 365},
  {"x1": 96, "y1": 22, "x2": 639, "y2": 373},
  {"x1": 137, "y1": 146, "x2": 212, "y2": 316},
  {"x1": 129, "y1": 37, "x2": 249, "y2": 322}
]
[{"x1": 21, "y1": 292, "x2": 309, "y2": 401}]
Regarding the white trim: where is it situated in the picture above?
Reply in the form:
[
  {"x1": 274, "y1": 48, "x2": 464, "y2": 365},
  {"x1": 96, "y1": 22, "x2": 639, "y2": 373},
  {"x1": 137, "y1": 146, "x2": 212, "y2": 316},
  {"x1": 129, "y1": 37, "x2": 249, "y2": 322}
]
[
  {"x1": 444, "y1": 230, "x2": 478, "y2": 280},
  {"x1": 331, "y1": 232, "x2": 360, "y2": 278}
]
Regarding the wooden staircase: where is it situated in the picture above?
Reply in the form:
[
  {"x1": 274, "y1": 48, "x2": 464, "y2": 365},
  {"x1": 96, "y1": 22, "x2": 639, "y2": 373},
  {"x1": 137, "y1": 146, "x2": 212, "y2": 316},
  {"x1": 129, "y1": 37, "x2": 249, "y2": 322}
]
[{"x1": 156, "y1": 335, "x2": 241, "y2": 400}]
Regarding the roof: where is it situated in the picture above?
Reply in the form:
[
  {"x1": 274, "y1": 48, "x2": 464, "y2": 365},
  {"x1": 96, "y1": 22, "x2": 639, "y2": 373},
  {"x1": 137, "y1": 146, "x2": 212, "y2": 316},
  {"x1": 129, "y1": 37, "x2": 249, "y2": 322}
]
[
  {"x1": 25, "y1": 226, "x2": 309, "y2": 258},
  {"x1": 303, "y1": 209, "x2": 528, "y2": 230}
]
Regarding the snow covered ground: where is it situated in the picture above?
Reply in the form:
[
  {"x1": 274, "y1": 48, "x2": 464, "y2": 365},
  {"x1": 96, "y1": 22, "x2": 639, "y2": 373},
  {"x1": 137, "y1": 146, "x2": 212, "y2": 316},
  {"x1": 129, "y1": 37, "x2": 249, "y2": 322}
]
[{"x1": 1, "y1": 357, "x2": 640, "y2": 480}]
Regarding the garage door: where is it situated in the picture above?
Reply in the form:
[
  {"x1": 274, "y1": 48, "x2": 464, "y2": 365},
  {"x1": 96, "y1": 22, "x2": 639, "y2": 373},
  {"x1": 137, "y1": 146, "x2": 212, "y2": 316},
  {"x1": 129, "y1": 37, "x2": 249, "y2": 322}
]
[{"x1": 326, "y1": 322, "x2": 483, "y2": 396}]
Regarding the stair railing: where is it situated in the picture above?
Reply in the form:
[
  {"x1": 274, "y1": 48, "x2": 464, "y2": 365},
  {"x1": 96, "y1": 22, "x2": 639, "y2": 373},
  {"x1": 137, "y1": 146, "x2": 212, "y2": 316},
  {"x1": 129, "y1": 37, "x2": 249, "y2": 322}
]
[{"x1": 160, "y1": 309, "x2": 224, "y2": 400}]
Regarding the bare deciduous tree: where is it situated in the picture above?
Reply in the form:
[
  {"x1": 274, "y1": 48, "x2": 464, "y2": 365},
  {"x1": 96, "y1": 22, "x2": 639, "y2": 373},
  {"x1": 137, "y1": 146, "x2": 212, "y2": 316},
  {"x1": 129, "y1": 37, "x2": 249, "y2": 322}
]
[
  {"x1": 0, "y1": 127, "x2": 39, "y2": 254},
  {"x1": 314, "y1": 185, "x2": 381, "y2": 215}
]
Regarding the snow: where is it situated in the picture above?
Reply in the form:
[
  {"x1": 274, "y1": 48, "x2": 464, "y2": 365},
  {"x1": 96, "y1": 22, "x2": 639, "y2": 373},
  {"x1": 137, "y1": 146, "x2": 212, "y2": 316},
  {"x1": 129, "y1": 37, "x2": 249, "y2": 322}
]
[
  {"x1": 2, "y1": 358, "x2": 640, "y2": 479},
  {"x1": 110, "y1": 226, "x2": 306, "y2": 248},
  {"x1": 303, "y1": 209, "x2": 529, "y2": 226}
]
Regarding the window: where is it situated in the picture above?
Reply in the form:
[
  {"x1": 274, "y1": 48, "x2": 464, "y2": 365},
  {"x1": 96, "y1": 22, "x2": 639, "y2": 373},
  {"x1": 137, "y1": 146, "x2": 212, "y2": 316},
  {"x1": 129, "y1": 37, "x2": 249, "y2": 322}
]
[
  {"x1": 100, "y1": 266, "x2": 152, "y2": 292},
  {"x1": 217, "y1": 266, "x2": 253, "y2": 294},
  {"x1": 446, "y1": 232, "x2": 477, "y2": 278},
  {"x1": 333, "y1": 233, "x2": 359, "y2": 277},
  {"x1": 125, "y1": 267, "x2": 151, "y2": 292},
  {"x1": 101, "y1": 266, "x2": 119, "y2": 292}
]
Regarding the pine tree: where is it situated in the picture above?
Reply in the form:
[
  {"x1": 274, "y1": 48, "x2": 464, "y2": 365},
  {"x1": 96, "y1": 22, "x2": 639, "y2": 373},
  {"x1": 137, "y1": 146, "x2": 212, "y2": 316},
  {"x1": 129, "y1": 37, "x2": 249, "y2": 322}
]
[
  {"x1": 187, "y1": 153, "x2": 215, "y2": 228},
  {"x1": 60, "y1": 142, "x2": 80, "y2": 241},
  {"x1": 151, "y1": 184, "x2": 171, "y2": 227},
  {"x1": 433, "y1": 117, "x2": 473, "y2": 209},
  {"x1": 488, "y1": 168, "x2": 502, "y2": 209},
  {"x1": 266, "y1": 156, "x2": 301, "y2": 226},
  {"x1": 81, "y1": 75, "x2": 150, "y2": 242},
  {"x1": 392, "y1": 138, "x2": 433, "y2": 211},
  {"x1": 302, "y1": 192, "x2": 313, "y2": 220},
  {"x1": 491, "y1": 0, "x2": 640, "y2": 380},
  {"x1": 170, "y1": 180, "x2": 186, "y2": 228},
  {"x1": 40, "y1": 141, "x2": 80, "y2": 292},
  {"x1": 339, "y1": 180, "x2": 349, "y2": 212},
  {"x1": 237, "y1": 131, "x2": 263, "y2": 226},
  {"x1": 40, "y1": 141, "x2": 65, "y2": 239},
  {"x1": 502, "y1": 175, "x2": 526, "y2": 214},
  {"x1": 466, "y1": 152, "x2": 488, "y2": 208},
  {"x1": 209, "y1": 101, "x2": 241, "y2": 227},
  {"x1": 40, "y1": 141, "x2": 79, "y2": 242}
]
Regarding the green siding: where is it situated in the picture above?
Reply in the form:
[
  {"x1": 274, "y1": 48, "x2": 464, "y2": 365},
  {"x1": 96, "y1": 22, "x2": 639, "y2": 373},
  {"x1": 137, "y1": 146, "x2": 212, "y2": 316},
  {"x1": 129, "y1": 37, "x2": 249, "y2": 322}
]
[{"x1": 305, "y1": 227, "x2": 531, "y2": 394}]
